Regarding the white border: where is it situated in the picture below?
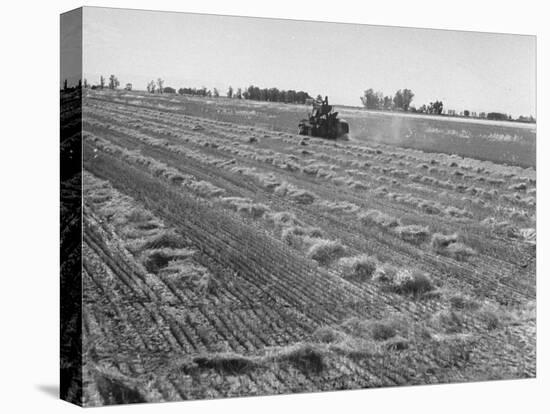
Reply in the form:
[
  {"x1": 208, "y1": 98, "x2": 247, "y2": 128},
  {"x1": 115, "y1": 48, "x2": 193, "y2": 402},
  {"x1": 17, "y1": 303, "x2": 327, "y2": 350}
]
[{"x1": 0, "y1": 1, "x2": 546, "y2": 413}]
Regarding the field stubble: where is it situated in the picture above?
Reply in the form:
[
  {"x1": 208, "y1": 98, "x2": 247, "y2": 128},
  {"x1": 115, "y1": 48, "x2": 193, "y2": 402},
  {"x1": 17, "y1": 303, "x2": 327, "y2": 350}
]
[{"x1": 80, "y1": 90, "x2": 535, "y2": 406}]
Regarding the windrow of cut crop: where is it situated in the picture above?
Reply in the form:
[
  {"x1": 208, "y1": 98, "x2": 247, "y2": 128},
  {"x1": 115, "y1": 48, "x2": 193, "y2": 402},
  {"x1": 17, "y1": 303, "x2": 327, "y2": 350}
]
[{"x1": 86, "y1": 103, "x2": 534, "y2": 226}]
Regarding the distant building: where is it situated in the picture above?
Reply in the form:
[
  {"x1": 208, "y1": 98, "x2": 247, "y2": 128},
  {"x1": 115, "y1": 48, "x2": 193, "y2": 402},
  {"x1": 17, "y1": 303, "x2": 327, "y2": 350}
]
[{"x1": 447, "y1": 109, "x2": 456, "y2": 116}]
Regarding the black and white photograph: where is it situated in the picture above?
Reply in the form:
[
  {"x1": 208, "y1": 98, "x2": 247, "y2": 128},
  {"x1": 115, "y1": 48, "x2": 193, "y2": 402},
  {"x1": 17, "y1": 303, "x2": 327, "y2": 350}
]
[
  {"x1": 2, "y1": 1, "x2": 548, "y2": 413},
  {"x1": 58, "y1": 5, "x2": 540, "y2": 407}
]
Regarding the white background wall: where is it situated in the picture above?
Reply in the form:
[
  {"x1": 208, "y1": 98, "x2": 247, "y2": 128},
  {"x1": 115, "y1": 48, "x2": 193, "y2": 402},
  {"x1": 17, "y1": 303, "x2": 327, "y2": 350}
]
[{"x1": 0, "y1": 0, "x2": 546, "y2": 412}]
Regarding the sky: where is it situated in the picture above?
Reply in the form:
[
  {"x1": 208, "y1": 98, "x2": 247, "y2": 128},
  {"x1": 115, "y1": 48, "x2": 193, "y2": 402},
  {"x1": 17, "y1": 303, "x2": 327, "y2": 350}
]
[{"x1": 77, "y1": 6, "x2": 536, "y2": 117}]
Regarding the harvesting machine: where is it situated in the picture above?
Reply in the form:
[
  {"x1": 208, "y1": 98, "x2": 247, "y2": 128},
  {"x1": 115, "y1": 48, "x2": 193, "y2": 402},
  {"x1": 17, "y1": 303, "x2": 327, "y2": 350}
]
[{"x1": 298, "y1": 96, "x2": 349, "y2": 139}]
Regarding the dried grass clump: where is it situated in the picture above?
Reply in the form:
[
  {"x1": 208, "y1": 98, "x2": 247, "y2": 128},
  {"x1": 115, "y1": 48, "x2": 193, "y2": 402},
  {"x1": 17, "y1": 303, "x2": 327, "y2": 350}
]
[
  {"x1": 266, "y1": 211, "x2": 301, "y2": 228},
  {"x1": 313, "y1": 326, "x2": 346, "y2": 344},
  {"x1": 281, "y1": 226, "x2": 323, "y2": 247},
  {"x1": 140, "y1": 230, "x2": 185, "y2": 250},
  {"x1": 430, "y1": 233, "x2": 475, "y2": 260},
  {"x1": 482, "y1": 218, "x2": 521, "y2": 239},
  {"x1": 395, "y1": 225, "x2": 430, "y2": 245},
  {"x1": 270, "y1": 343, "x2": 325, "y2": 374},
  {"x1": 288, "y1": 189, "x2": 316, "y2": 205},
  {"x1": 338, "y1": 255, "x2": 378, "y2": 281},
  {"x1": 283, "y1": 161, "x2": 301, "y2": 172},
  {"x1": 375, "y1": 267, "x2": 434, "y2": 298},
  {"x1": 431, "y1": 233, "x2": 459, "y2": 252},
  {"x1": 446, "y1": 242, "x2": 476, "y2": 260},
  {"x1": 435, "y1": 310, "x2": 467, "y2": 334},
  {"x1": 125, "y1": 208, "x2": 154, "y2": 223},
  {"x1": 347, "y1": 180, "x2": 369, "y2": 190},
  {"x1": 359, "y1": 210, "x2": 401, "y2": 229},
  {"x1": 477, "y1": 309, "x2": 501, "y2": 330},
  {"x1": 419, "y1": 201, "x2": 442, "y2": 215},
  {"x1": 141, "y1": 248, "x2": 196, "y2": 274},
  {"x1": 320, "y1": 200, "x2": 360, "y2": 214},
  {"x1": 237, "y1": 202, "x2": 270, "y2": 219},
  {"x1": 255, "y1": 174, "x2": 281, "y2": 191},
  {"x1": 384, "y1": 337, "x2": 409, "y2": 351},
  {"x1": 445, "y1": 206, "x2": 472, "y2": 218},
  {"x1": 488, "y1": 177, "x2": 506, "y2": 186},
  {"x1": 192, "y1": 353, "x2": 258, "y2": 375},
  {"x1": 307, "y1": 239, "x2": 347, "y2": 265},
  {"x1": 188, "y1": 180, "x2": 225, "y2": 198},
  {"x1": 370, "y1": 322, "x2": 398, "y2": 341},
  {"x1": 302, "y1": 164, "x2": 321, "y2": 175},
  {"x1": 393, "y1": 269, "x2": 434, "y2": 297},
  {"x1": 372, "y1": 263, "x2": 399, "y2": 284},
  {"x1": 449, "y1": 295, "x2": 481, "y2": 311}
]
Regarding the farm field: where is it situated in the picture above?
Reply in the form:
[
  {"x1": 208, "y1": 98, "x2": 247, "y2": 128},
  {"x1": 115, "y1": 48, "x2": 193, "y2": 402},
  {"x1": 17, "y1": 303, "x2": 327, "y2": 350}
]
[
  {"x1": 93, "y1": 90, "x2": 536, "y2": 168},
  {"x1": 80, "y1": 89, "x2": 535, "y2": 406}
]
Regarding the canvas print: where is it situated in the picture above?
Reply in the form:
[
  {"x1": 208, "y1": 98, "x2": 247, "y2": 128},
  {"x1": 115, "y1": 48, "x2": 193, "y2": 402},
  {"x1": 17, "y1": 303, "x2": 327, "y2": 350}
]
[{"x1": 60, "y1": 6, "x2": 536, "y2": 407}]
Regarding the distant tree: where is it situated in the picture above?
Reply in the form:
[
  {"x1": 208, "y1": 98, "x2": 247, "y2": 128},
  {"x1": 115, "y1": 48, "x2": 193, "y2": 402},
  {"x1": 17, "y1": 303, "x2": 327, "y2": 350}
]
[
  {"x1": 286, "y1": 89, "x2": 296, "y2": 103},
  {"x1": 147, "y1": 80, "x2": 156, "y2": 93},
  {"x1": 316, "y1": 94, "x2": 324, "y2": 102},
  {"x1": 517, "y1": 115, "x2": 536, "y2": 123},
  {"x1": 83, "y1": 78, "x2": 88, "y2": 88},
  {"x1": 295, "y1": 91, "x2": 310, "y2": 104},
  {"x1": 402, "y1": 89, "x2": 414, "y2": 111},
  {"x1": 235, "y1": 88, "x2": 242, "y2": 99},
  {"x1": 361, "y1": 89, "x2": 381, "y2": 109},
  {"x1": 463, "y1": 110, "x2": 470, "y2": 117},
  {"x1": 426, "y1": 101, "x2": 442, "y2": 115},
  {"x1": 100, "y1": 75, "x2": 105, "y2": 89},
  {"x1": 163, "y1": 86, "x2": 176, "y2": 94},
  {"x1": 213, "y1": 88, "x2": 219, "y2": 98},
  {"x1": 383, "y1": 96, "x2": 393, "y2": 110},
  {"x1": 63, "y1": 79, "x2": 68, "y2": 91},
  {"x1": 393, "y1": 90, "x2": 404, "y2": 110},
  {"x1": 227, "y1": 86, "x2": 233, "y2": 98},
  {"x1": 239, "y1": 84, "x2": 310, "y2": 103},
  {"x1": 78, "y1": 79, "x2": 82, "y2": 89},
  {"x1": 108, "y1": 74, "x2": 119, "y2": 90},
  {"x1": 125, "y1": 83, "x2": 132, "y2": 91},
  {"x1": 418, "y1": 104, "x2": 427, "y2": 113},
  {"x1": 156, "y1": 78, "x2": 164, "y2": 94}
]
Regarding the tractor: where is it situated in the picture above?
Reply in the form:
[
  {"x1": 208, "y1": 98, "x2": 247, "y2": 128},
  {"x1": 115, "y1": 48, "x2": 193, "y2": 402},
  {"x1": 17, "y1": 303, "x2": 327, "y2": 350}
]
[{"x1": 298, "y1": 96, "x2": 349, "y2": 139}]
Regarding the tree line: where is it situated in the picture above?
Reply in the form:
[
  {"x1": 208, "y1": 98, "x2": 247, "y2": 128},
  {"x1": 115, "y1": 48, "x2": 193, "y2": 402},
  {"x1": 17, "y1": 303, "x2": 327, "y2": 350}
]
[
  {"x1": 359, "y1": 87, "x2": 535, "y2": 122},
  {"x1": 361, "y1": 88, "x2": 416, "y2": 112},
  {"x1": 360, "y1": 88, "x2": 444, "y2": 115},
  {"x1": 68, "y1": 75, "x2": 535, "y2": 123},
  {"x1": 237, "y1": 85, "x2": 311, "y2": 104}
]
